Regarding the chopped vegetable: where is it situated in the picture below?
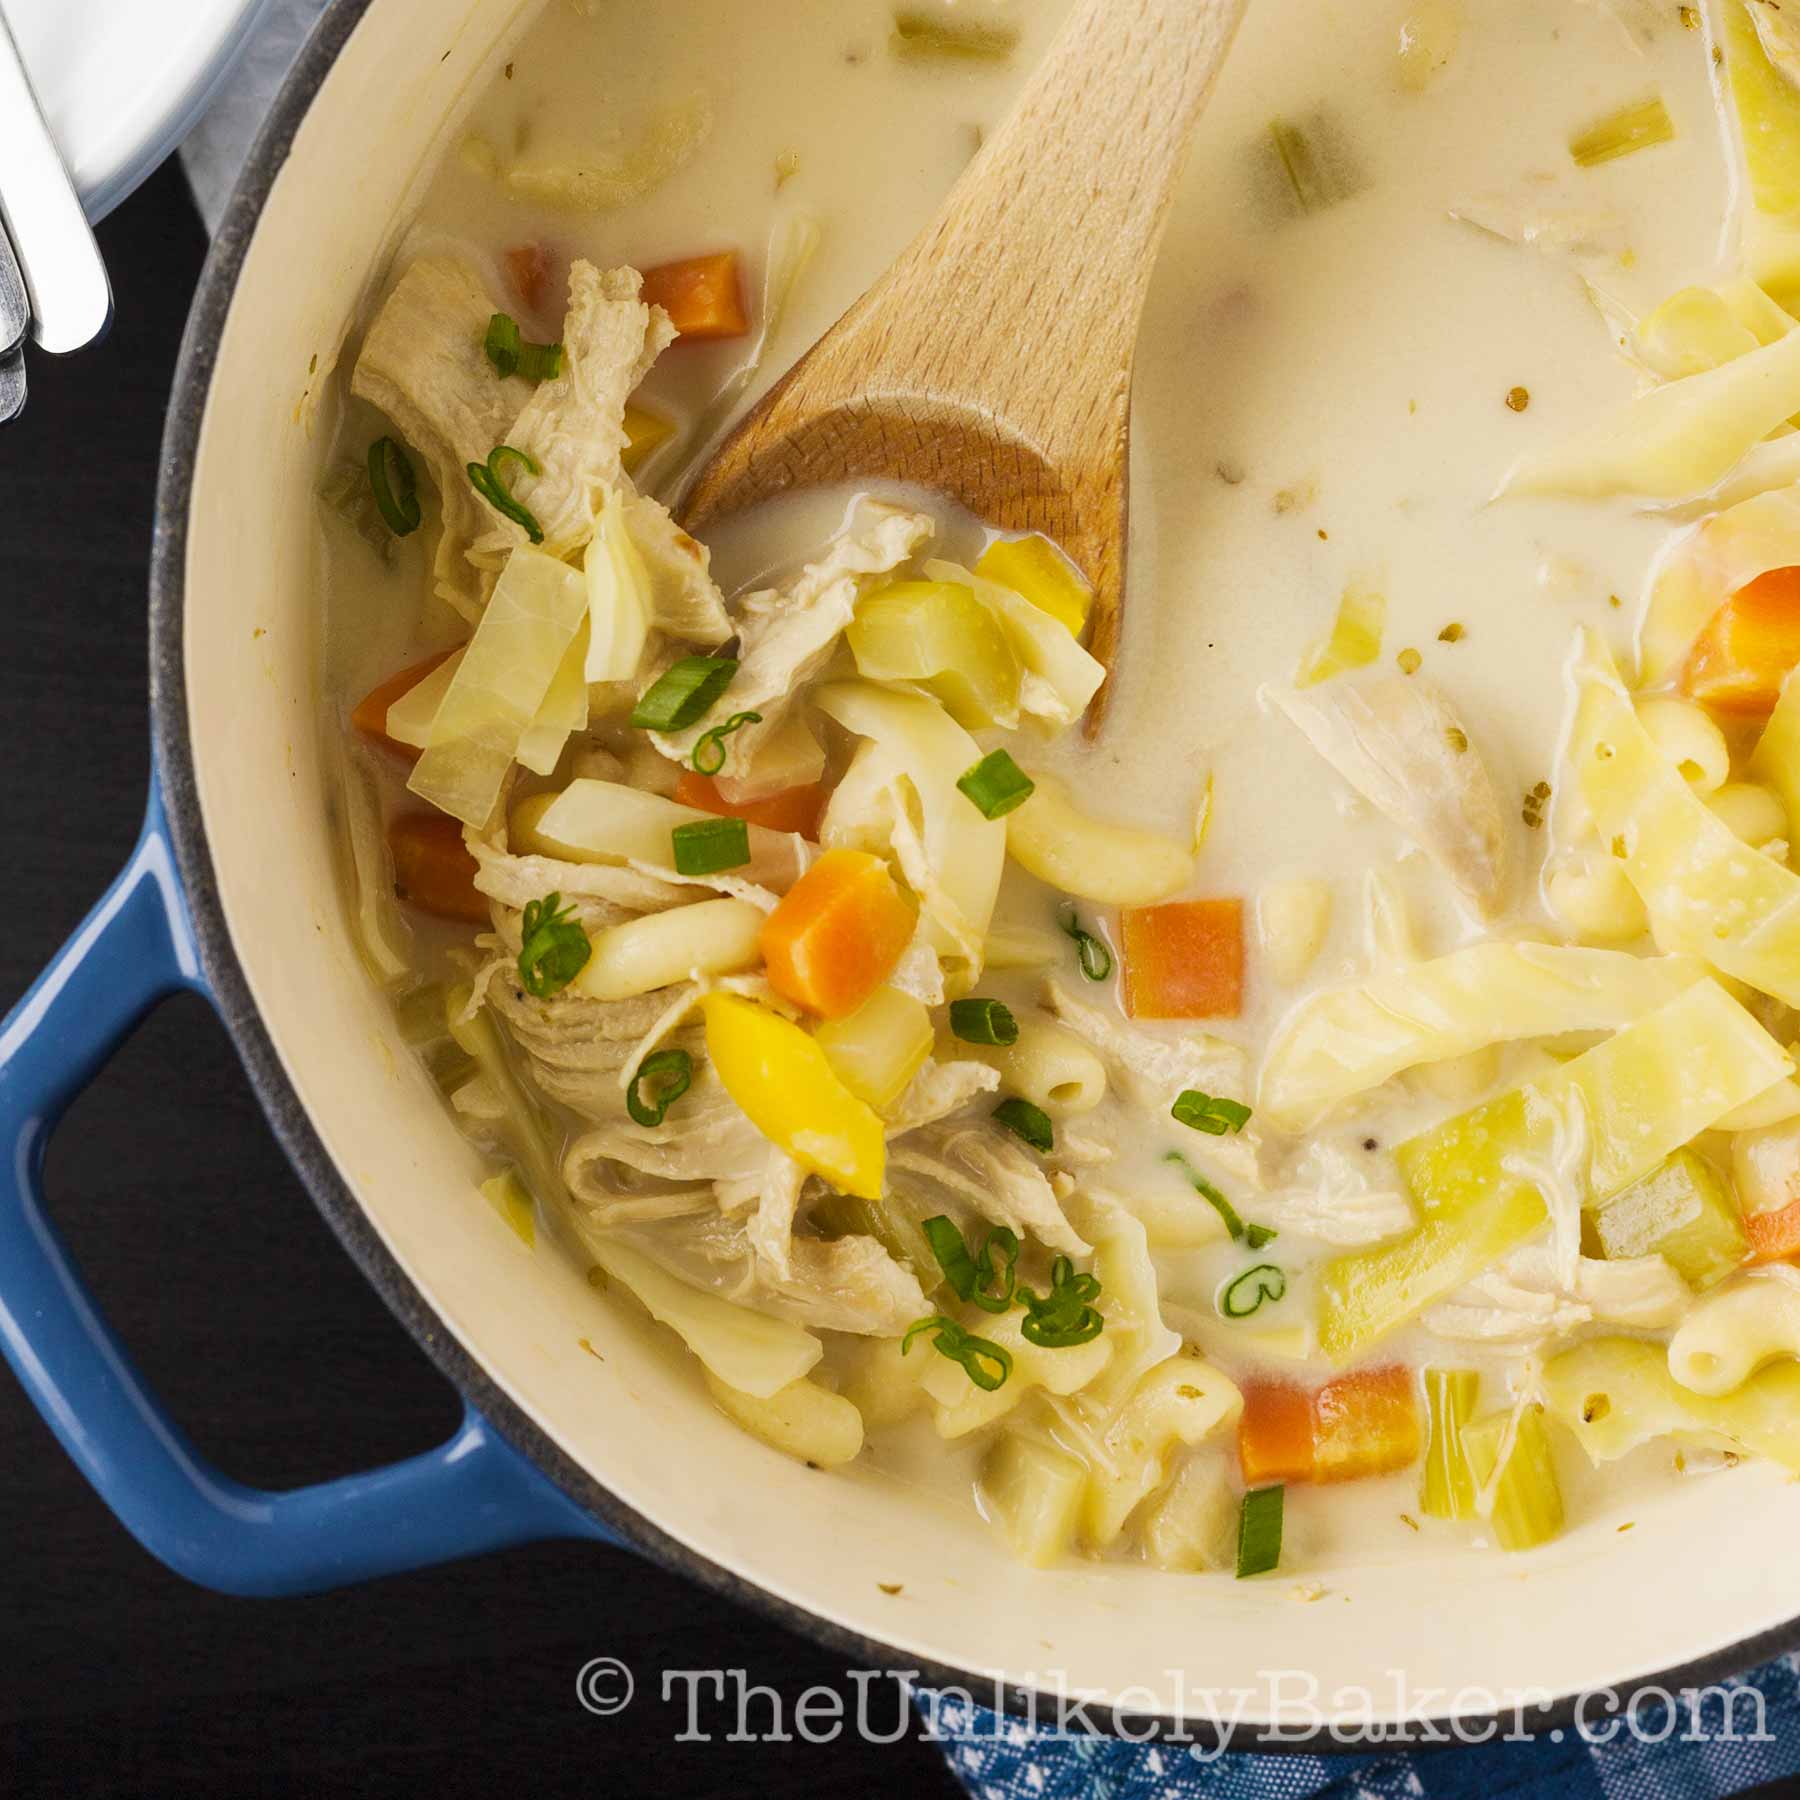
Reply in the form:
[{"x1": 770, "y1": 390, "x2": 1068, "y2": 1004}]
[
  {"x1": 1267, "y1": 114, "x2": 1363, "y2": 218},
  {"x1": 1173, "y1": 1091, "x2": 1252, "y2": 1136},
  {"x1": 690, "y1": 710, "x2": 764, "y2": 776},
  {"x1": 1009, "y1": 773, "x2": 1196, "y2": 905},
  {"x1": 994, "y1": 1096, "x2": 1054, "y2": 1154},
  {"x1": 367, "y1": 436, "x2": 421, "y2": 536},
  {"x1": 814, "y1": 986, "x2": 935, "y2": 1111},
  {"x1": 982, "y1": 1433, "x2": 1086, "y2": 1567},
  {"x1": 890, "y1": 9, "x2": 1020, "y2": 60},
  {"x1": 669, "y1": 816, "x2": 751, "y2": 877},
  {"x1": 626, "y1": 1048, "x2": 693, "y2": 1128},
  {"x1": 504, "y1": 242, "x2": 548, "y2": 310},
  {"x1": 974, "y1": 535, "x2": 1093, "y2": 637},
  {"x1": 1590, "y1": 1148, "x2": 1747, "y2": 1290},
  {"x1": 948, "y1": 997, "x2": 1018, "y2": 1046},
  {"x1": 1420, "y1": 1368, "x2": 1480, "y2": 1521},
  {"x1": 1682, "y1": 566, "x2": 1800, "y2": 716},
  {"x1": 1235, "y1": 1486, "x2": 1284, "y2": 1577},
  {"x1": 388, "y1": 813, "x2": 486, "y2": 923},
  {"x1": 1059, "y1": 907, "x2": 1112, "y2": 981},
  {"x1": 903, "y1": 1315, "x2": 1013, "y2": 1391},
  {"x1": 922, "y1": 1216, "x2": 1020, "y2": 1314},
  {"x1": 1219, "y1": 1263, "x2": 1286, "y2": 1318},
  {"x1": 1747, "y1": 1197, "x2": 1800, "y2": 1263},
  {"x1": 466, "y1": 444, "x2": 544, "y2": 542},
  {"x1": 1296, "y1": 580, "x2": 1385, "y2": 685},
  {"x1": 673, "y1": 771, "x2": 826, "y2": 838},
  {"x1": 1238, "y1": 1366, "x2": 1420, "y2": 1485},
  {"x1": 956, "y1": 748, "x2": 1035, "y2": 819},
  {"x1": 639, "y1": 250, "x2": 748, "y2": 340},
  {"x1": 527, "y1": 780, "x2": 793, "y2": 887},
  {"x1": 1017, "y1": 1256, "x2": 1104, "y2": 1346},
  {"x1": 631, "y1": 655, "x2": 739, "y2": 731},
  {"x1": 1121, "y1": 899, "x2": 1244, "y2": 1019},
  {"x1": 621, "y1": 404, "x2": 676, "y2": 475},
  {"x1": 1720, "y1": 0, "x2": 1800, "y2": 312},
  {"x1": 1569, "y1": 629, "x2": 1800, "y2": 1004},
  {"x1": 351, "y1": 649, "x2": 458, "y2": 761},
  {"x1": 1462, "y1": 1406, "x2": 1564, "y2": 1551},
  {"x1": 517, "y1": 891, "x2": 590, "y2": 997},
  {"x1": 583, "y1": 487, "x2": 652, "y2": 684},
  {"x1": 1568, "y1": 94, "x2": 1675, "y2": 167},
  {"x1": 1165, "y1": 1151, "x2": 1251, "y2": 1240},
  {"x1": 758, "y1": 848, "x2": 915, "y2": 1019},
  {"x1": 479, "y1": 1169, "x2": 536, "y2": 1247},
  {"x1": 483, "y1": 311, "x2": 562, "y2": 381},
  {"x1": 505, "y1": 97, "x2": 713, "y2": 213},
  {"x1": 848, "y1": 580, "x2": 1023, "y2": 729},
  {"x1": 700, "y1": 992, "x2": 885, "y2": 1198},
  {"x1": 407, "y1": 547, "x2": 589, "y2": 827}
]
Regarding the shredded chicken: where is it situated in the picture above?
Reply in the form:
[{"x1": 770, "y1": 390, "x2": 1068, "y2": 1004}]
[
  {"x1": 1423, "y1": 1243, "x2": 1687, "y2": 1346},
  {"x1": 889, "y1": 1119, "x2": 1089, "y2": 1255},
  {"x1": 1256, "y1": 1142, "x2": 1415, "y2": 1247},
  {"x1": 1270, "y1": 676, "x2": 1508, "y2": 915},
  {"x1": 884, "y1": 1059, "x2": 1001, "y2": 1136}
]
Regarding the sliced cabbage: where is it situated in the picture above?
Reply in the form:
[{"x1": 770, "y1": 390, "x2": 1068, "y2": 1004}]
[
  {"x1": 516, "y1": 624, "x2": 591, "y2": 776},
  {"x1": 814, "y1": 679, "x2": 1005, "y2": 982},
  {"x1": 1500, "y1": 319, "x2": 1800, "y2": 503},
  {"x1": 1722, "y1": 0, "x2": 1800, "y2": 314},
  {"x1": 331, "y1": 739, "x2": 412, "y2": 986},
  {"x1": 1295, "y1": 579, "x2": 1384, "y2": 687},
  {"x1": 1635, "y1": 286, "x2": 1764, "y2": 382},
  {"x1": 1259, "y1": 944, "x2": 1709, "y2": 1132},
  {"x1": 1565, "y1": 628, "x2": 1800, "y2": 1004},
  {"x1": 408, "y1": 547, "x2": 589, "y2": 826},
  {"x1": 584, "y1": 488, "x2": 651, "y2": 683},
  {"x1": 384, "y1": 649, "x2": 465, "y2": 751},
  {"x1": 502, "y1": 94, "x2": 714, "y2": 212},
  {"x1": 1640, "y1": 485, "x2": 1800, "y2": 682},
  {"x1": 923, "y1": 558, "x2": 1105, "y2": 730}
]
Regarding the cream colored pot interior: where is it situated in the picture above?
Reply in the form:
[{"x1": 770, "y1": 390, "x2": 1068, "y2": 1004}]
[{"x1": 181, "y1": 0, "x2": 1800, "y2": 1727}]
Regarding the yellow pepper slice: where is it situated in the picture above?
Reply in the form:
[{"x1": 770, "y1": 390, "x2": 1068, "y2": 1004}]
[
  {"x1": 846, "y1": 580, "x2": 1022, "y2": 729},
  {"x1": 621, "y1": 404, "x2": 675, "y2": 474},
  {"x1": 701, "y1": 992, "x2": 885, "y2": 1198},
  {"x1": 974, "y1": 535, "x2": 1093, "y2": 638}
]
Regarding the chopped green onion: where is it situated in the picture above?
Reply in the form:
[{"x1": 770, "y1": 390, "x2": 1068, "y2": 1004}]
[
  {"x1": 367, "y1": 436, "x2": 421, "y2": 537},
  {"x1": 1245, "y1": 1221, "x2": 1280, "y2": 1251},
  {"x1": 994, "y1": 1096, "x2": 1054, "y2": 1153},
  {"x1": 1172, "y1": 1090, "x2": 1252, "y2": 1136},
  {"x1": 631, "y1": 656, "x2": 740, "y2": 731},
  {"x1": 1236, "y1": 1485, "x2": 1284, "y2": 1578},
  {"x1": 1059, "y1": 907, "x2": 1112, "y2": 981},
  {"x1": 948, "y1": 996, "x2": 1019, "y2": 1046},
  {"x1": 626, "y1": 1048, "x2": 692, "y2": 1127},
  {"x1": 957, "y1": 749, "x2": 1035, "y2": 819},
  {"x1": 1164, "y1": 1150, "x2": 1248, "y2": 1237},
  {"x1": 1219, "y1": 1262, "x2": 1286, "y2": 1319},
  {"x1": 902, "y1": 1315, "x2": 1013, "y2": 1391},
  {"x1": 690, "y1": 709, "x2": 762, "y2": 776},
  {"x1": 921, "y1": 1215, "x2": 1019, "y2": 1315},
  {"x1": 517, "y1": 891, "x2": 591, "y2": 998},
  {"x1": 484, "y1": 313, "x2": 565, "y2": 383},
  {"x1": 466, "y1": 444, "x2": 544, "y2": 542},
  {"x1": 1018, "y1": 1256, "x2": 1105, "y2": 1347},
  {"x1": 671, "y1": 817, "x2": 750, "y2": 876}
]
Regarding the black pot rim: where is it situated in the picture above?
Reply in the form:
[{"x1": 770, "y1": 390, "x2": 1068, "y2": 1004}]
[{"x1": 143, "y1": 0, "x2": 1800, "y2": 1754}]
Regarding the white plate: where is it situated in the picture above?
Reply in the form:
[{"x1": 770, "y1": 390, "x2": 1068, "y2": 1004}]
[{"x1": 5, "y1": 0, "x2": 272, "y2": 221}]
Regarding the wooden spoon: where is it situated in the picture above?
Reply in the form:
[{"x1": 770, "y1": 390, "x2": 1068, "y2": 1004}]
[{"x1": 678, "y1": 0, "x2": 1249, "y2": 724}]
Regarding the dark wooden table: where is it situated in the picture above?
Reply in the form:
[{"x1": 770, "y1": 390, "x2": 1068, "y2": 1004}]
[{"x1": 0, "y1": 161, "x2": 961, "y2": 1800}]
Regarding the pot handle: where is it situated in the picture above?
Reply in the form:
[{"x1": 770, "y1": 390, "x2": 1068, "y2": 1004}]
[{"x1": 0, "y1": 778, "x2": 620, "y2": 1596}]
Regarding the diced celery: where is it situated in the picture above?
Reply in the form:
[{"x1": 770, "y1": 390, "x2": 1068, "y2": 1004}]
[
  {"x1": 846, "y1": 580, "x2": 1023, "y2": 730},
  {"x1": 814, "y1": 985, "x2": 935, "y2": 1112},
  {"x1": 1295, "y1": 580, "x2": 1384, "y2": 686},
  {"x1": 1543, "y1": 1336, "x2": 1800, "y2": 1471},
  {"x1": 1568, "y1": 94, "x2": 1675, "y2": 168},
  {"x1": 479, "y1": 1169, "x2": 537, "y2": 1247},
  {"x1": 1266, "y1": 115, "x2": 1364, "y2": 218},
  {"x1": 982, "y1": 1432, "x2": 1086, "y2": 1567},
  {"x1": 890, "y1": 10, "x2": 1019, "y2": 61},
  {"x1": 1420, "y1": 1368, "x2": 1480, "y2": 1521},
  {"x1": 395, "y1": 982, "x2": 453, "y2": 1049},
  {"x1": 974, "y1": 535, "x2": 1092, "y2": 637},
  {"x1": 1590, "y1": 1148, "x2": 1748, "y2": 1291},
  {"x1": 1463, "y1": 1406, "x2": 1565, "y2": 1551}
]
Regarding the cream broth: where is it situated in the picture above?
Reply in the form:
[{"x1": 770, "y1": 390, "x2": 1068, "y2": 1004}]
[{"x1": 322, "y1": 0, "x2": 1800, "y2": 1580}]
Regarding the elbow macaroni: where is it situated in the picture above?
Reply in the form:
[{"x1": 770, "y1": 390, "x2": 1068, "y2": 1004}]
[
  {"x1": 1004, "y1": 771, "x2": 1195, "y2": 906},
  {"x1": 575, "y1": 897, "x2": 764, "y2": 999},
  {"x1": 1668, "y1": 1267, "x2": 1800, "y2": 1396},
  {"x1": 975, "y1": 1018, "x2": 1108, "y2": 1117},
  {"x1": 1635, "y1": 696, "x2": 1731, "y2": 793}
]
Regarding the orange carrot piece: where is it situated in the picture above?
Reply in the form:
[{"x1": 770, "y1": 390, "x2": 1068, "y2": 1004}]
[
  {"x1": 1120, "y1": 898, "x2": 1244, "y2": 1019},
  {"x1": 1682, "y1": 566, "x2": 1800, "y2": 717},
  {"x1": 640, "y1": 251, "x2": 749, "y2": 341},
  {"x1": 506, "y1": 242, "x2": 550, "y2": 313},
  {"x1": 1746, "y1": 1195, "x2": 1800, "y2": 1264},
  {"x1": 759, "y1": 849, "x2": 914, "y2": 1019},
  {"x1": 389, "y1": 813, "x2": 487, "y2": 924},
  {"x1": 351, "y1": 650, "x2": 456, "y2": 762},
  {"x1": 673, "y1": 771, "x2": 826, "y2": 839},
  {"x1": 1240, "y1": 1367, "x2": 1420, "y2": 1486},
  {"x1": 1237, "y1": 1381, "x2": 1316, "y2": 1486}
]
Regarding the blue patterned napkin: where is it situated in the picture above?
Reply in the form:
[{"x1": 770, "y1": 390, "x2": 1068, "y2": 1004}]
[{"x1": 919, "y1": 1657, "x2": 1800, "y2": 1798}]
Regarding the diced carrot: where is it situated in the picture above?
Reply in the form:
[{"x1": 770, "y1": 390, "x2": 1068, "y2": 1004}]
[
  {"x1": 1236, "y1": 1380, "x2": 1315, "y2": 1486},
  {"x1": 1239, "y1": 1366, "x2": 1420, "y2": 1486},
  {"x1": 506, "y1": 242, "x2": 550, "y2": 313},
  {"x1": 1120, "y1": 898, "x2": 1244, "y2": 1019},
  {"x1": 351, "y1": 651, "x2": 456, "y2": 762},
  {"x1": 389, "y1": 813, "x2": 487, "y2": 924},
  {"x1": 759, "y1": 849, "x2": 914, "y2": 1019},
  {"x1": 1682, "y1": 566, "x2": 1800, "y2": 717},
  {"x1": 1746, "y1": 1195, "x2": 1800, "y2": 1264},
  {"x1": 640, "y1": 251, "x2": 749, "y2": 341},
  {"x1": 673, "y1": 771, "x2": 826, "y2": 838}
]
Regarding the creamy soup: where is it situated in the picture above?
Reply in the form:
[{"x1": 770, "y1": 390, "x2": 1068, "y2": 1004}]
[{"x1": 322, "y1": 0, "x2": 1800, "y2": 1581}]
